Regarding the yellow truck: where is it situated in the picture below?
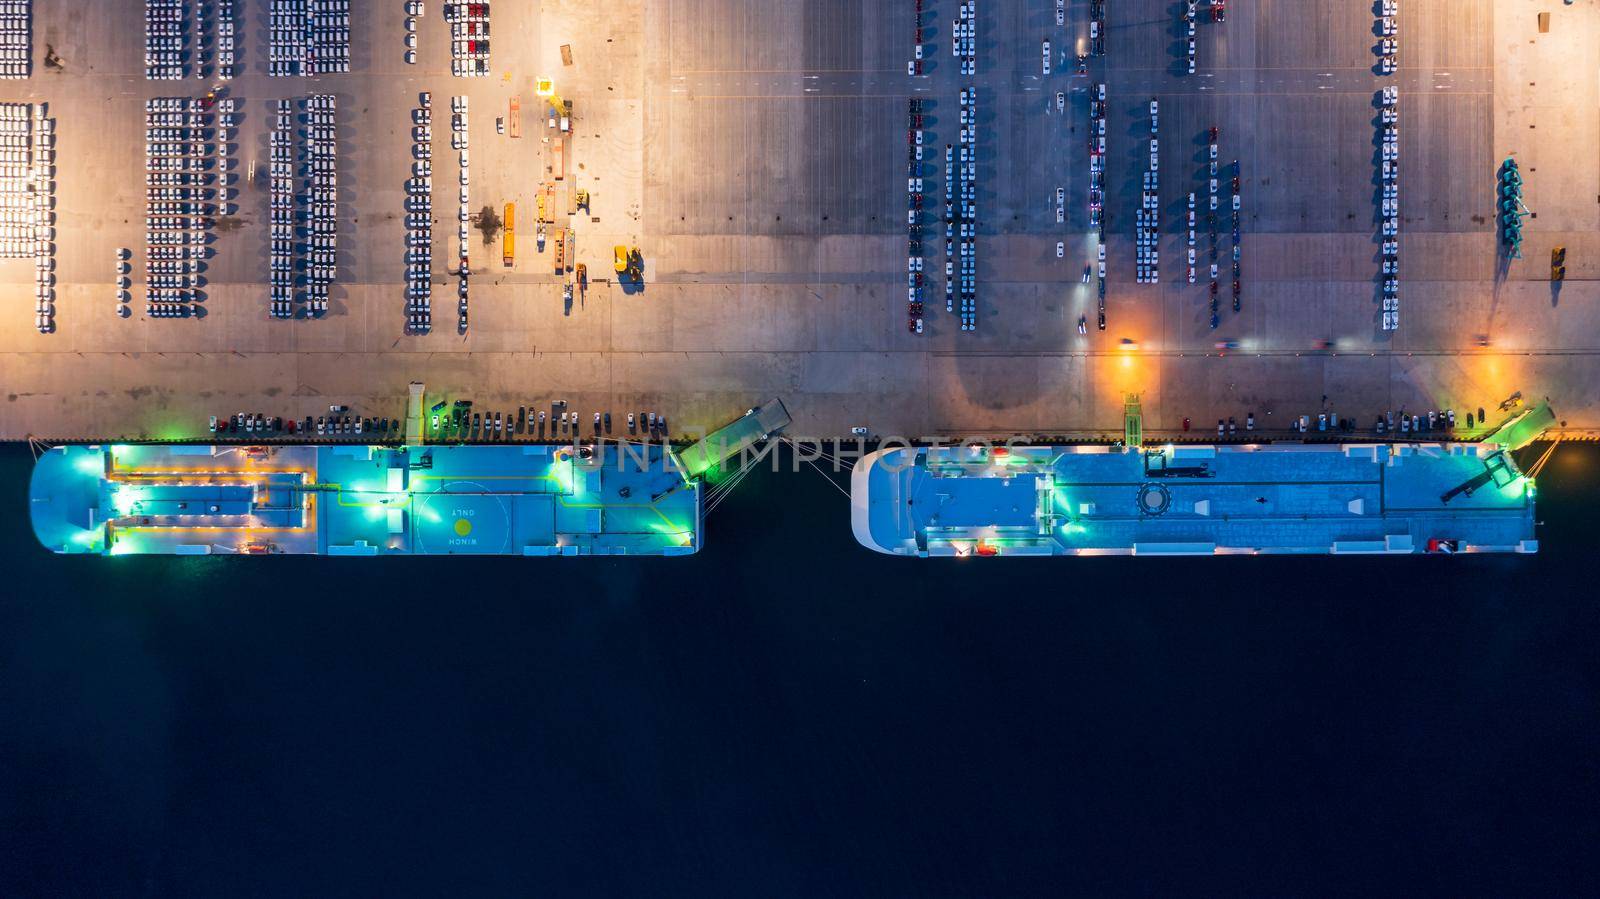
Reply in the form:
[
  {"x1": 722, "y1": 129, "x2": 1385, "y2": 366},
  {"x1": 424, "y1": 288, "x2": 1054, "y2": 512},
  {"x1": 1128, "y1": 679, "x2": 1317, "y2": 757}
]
[
  {"x1": 502, "y1": 203, "x2": 514, "y2": 267},
  {"x1": 614, "y1": 245, "x2": 641, "y2": 279}
]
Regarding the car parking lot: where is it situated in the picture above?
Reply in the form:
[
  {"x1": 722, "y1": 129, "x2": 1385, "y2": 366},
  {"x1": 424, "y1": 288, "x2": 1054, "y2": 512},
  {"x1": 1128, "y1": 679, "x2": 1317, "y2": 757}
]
[
  {"x1": 3, "y1": 0, "x2": 1600, "y2": 443},
  {"x1": 0, "y1": 0, "x2": 30, "y2": 80}
]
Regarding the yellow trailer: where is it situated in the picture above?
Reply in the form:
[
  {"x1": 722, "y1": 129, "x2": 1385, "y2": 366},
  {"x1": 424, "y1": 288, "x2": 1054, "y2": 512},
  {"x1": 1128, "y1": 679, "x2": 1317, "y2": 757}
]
[{"x1": 502, "y1": 203, "x2": 515, "y2": 267}]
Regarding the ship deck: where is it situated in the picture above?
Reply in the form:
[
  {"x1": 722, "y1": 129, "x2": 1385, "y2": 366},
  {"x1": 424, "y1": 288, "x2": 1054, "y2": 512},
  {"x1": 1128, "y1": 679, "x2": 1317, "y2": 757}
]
[
  {"x1": 851, "y1": 443, "x2": 1537, "y2": 556},
  {"x1": 30, "y1": 443, "x2": 699, "y2": 556}
]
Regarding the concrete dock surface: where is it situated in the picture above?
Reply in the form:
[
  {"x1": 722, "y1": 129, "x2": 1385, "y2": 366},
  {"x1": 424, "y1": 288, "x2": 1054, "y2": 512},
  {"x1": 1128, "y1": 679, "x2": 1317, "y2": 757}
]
[{"x1": 1, "y1": 0, "x2": 1597, "y2": 442}]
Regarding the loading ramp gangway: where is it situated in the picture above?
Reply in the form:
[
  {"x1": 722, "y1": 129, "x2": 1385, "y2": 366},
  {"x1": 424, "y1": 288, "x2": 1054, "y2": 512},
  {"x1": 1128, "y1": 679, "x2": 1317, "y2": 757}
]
[
  {"x1": 404, "y1": 382, "x2": 426, "y2": 443},
  {"x1": 674, "y1": 399, "x2": 792, "y2": 479},
  {"x1": 1484, "y1": 400, "x2": 1555, "y2": 452}
]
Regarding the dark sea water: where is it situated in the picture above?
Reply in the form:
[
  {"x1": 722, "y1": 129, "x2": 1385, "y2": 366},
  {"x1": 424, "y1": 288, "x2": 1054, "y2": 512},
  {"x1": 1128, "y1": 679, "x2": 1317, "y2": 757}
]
[{"x1": 1, "y1": 442, "x2": 1596, "y2": 896}]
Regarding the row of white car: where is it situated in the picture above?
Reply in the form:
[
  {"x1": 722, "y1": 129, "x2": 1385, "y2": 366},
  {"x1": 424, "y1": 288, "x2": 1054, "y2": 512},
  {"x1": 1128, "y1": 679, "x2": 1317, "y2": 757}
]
[
  {"x1": 268, "y1": 99, "x2": 298, "y2": 316},
  {"x1": 1088, "y1": 82, "x2": 1105, "y2": 230},
  {"x1": 181, "y1": 0, "x2": 230, "y2": 81},
  {"x1": 1379, "y1": 81, "x2": 1400, "y2": 332},
  {"x1": 144, "y1": 97, "x2": 211, "y2": 317},
  {"x1": 0, "y1": 103, "x2": 39, "y2": 248},
  {"x1": 1088, "y1": 83, "x2": 1107, "y2": 327},
  {"x1": 0, "y1": 0, "x2": 28, "y2": 80},
  {"x1": 402, "y1": 0, "x2": 424, "y2": 65},
  {"x1": 452, "y1": 95, "x2": 469, "y2": 330},
  {"x1": 953, "y1": 86, "x2": 977, "y2": 331},
  {"x1": 267, "y1": 96, "x2": 337, "y2": 317},
  {"x1": 1187, "y1": 135, "x2": 1225, "y2": 286},
  {"x1": 405, "y1": 91, "x2": 433, "y2": 333},
  {"x1": 17, "y1": 104, "x2": 53, "y2": 331},
  {"x1": 1135, "y1": 101, "x2": 1159, "y2": 284},
  {"x1": 1376, "y1": 0, "x2": 1399, "y2": 76},
  {"x1": 267, "y1": 0, "x2": 353, "y2": 76},
  {"x1": 304, "y1": 95, "x2": 337, "y2": 312},
  {"x1": 216, "y1": 1, "x2": 238, "y2": 78},
  {"x1": 905, "y1": 98, "x2": 925, "y2": 332},
  {"x1": 1183, "y1": 1, "x2": 1198, "y2": 75},
  {"x1": 951, "y1": 0, "x2": 976, "y2": 77},
  {"x1": 144, "y1": 0, "x2": 188, "y2": 80}
]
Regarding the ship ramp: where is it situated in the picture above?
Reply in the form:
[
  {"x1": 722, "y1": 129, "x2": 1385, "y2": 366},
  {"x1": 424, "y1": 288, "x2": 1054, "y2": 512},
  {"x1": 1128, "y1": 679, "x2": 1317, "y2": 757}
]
[
  {"x1": 1483, "y1": 401, "x2": 1556, "y2": 452},
  {"x1": 674, "y1": 398, "x2": 792, "y2": 478},
  {"x1": 404, "y1": 382, "x2": 426, "y2": 443}
]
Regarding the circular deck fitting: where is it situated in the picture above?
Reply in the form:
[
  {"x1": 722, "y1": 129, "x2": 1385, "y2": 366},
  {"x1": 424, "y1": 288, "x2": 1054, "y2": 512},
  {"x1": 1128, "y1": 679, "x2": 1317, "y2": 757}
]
[{"x1": 1136, "y1": 482, "x2": 1172, "y2": 517}]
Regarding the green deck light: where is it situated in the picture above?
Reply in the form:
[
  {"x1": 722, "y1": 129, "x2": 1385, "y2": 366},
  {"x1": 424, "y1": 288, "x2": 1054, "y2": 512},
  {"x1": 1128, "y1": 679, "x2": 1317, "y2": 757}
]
[
  {"x1": 110, "y1": 486, "x2": 139, "y2": 517},
  {"x1": 550, "y1": 458, "x2": 577, "y2": 495},
  {"x1": 649, "y1": 520, "x2": 694, "y2": 545}
]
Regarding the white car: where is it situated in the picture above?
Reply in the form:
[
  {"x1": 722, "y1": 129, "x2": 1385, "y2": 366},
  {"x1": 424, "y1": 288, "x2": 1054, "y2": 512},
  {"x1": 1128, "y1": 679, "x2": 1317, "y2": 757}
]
[
  {"x1": 1041, "y1": 41, "x2": 1051, "y2": 74},
  {"x1": 1055, "y1": 242, "x2": 1064, "y2": 258},
  {"x1": 1056, "y1": 91, "x2": 1065, "y2": 112}
]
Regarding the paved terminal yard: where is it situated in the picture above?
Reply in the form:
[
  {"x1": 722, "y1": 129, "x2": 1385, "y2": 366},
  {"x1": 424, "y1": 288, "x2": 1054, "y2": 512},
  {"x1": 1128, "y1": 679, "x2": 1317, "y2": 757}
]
[{"x1": 1, "y1": 0, "x2": 1598, "y2": 442}]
